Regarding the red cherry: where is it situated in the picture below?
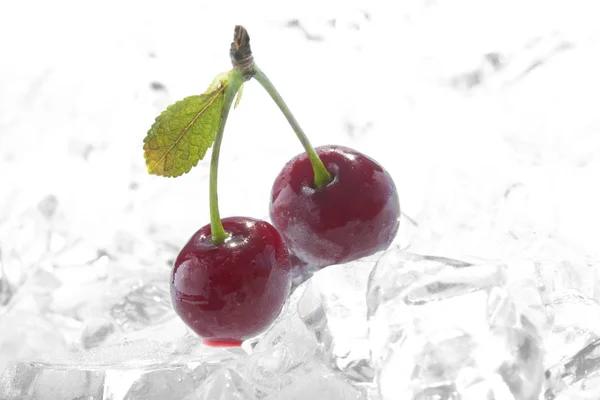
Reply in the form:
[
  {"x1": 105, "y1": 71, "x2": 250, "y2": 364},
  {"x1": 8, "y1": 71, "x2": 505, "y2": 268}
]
[
  {"x1": 170, "y1": 217, "x2": 292, "y2": 346},
  {"x1": 270, "y1": 145, "x2": 400, "y2": 268}
]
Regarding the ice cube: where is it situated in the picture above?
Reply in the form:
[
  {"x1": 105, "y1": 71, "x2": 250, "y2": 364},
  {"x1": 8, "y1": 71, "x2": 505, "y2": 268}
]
[
  {"x1": 0, "y1": 206, "x2": 54, "y2": 290},
  {"x1": 0, "y1": 362, "x2": 38, "y2": 400},
  {"x1": 193, "y1": 368, "x2": 259, "y2": 400},
  {"x1": 0, "y1": 362, "x2": 106, "y2": 400},
  {"x1": 0, "y1": 311, "x2": 68, "y2": 376},
  {"x1": 544, "y1": 291, "x2": 600, "y2": 367},
  {"x1": 0, "y1": 335, "x2": 244, "y2": 400},
  {"x1": 262, "y1": 363, "x2": 366, "y2": 400},
  {"x1": 104, "y1": 363, "x2": 222, "y2": 400},
  {"x1": 107, "y1": 229, "x2": 178, "y2": 271},
  {"x1": 32, "y1": 366, "x2": 104, "y2": 400},
  {"x1": 298, "y1": 260, "x2": 375, "y2": 383},
  {"x1": 50, "y1": 256, "x2": 169, "y2": 329},
  {"x1": 368, "y1": 249, "x2": 544, "y2": 400},
  {"x1": 0, "y1": 361, "x2": 225, "y2": 400},
  {"x1": 110, "y1": 282, "x2": 173, "y2": 332},
  {"x1": 7, "y1": 265, "x2": 62, "y2": 316},
  {"x1": 367, "y1": 250, "x2": 473, "y2": 367},
  {"x1": 503, "y1": 258, "x2": 549, "y2": 336},
  {"x1": 243, "y1": 281, "x2": 320, "y2": 395},
  {"x1": 545, "y1": 338, "x2": 600, "y2": 399},
  {"x1": 51, "y1": 254, "x2": 173, "y2": 343},
  {"x1": 520, "y1": 245, "x2": 600, "y2": 374},
  {"x1": 532, "y1": 241, "x2": 599, "y2": 302}
]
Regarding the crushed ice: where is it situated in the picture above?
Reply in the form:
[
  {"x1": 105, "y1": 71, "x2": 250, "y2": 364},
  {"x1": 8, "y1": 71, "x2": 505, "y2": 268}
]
[{"x1": 2, "y1": 0, "x2": 600, "y2": 399}]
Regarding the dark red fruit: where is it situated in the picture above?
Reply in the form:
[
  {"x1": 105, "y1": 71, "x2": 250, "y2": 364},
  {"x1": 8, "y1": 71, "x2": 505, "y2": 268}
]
[
  {"x1": 170, "y1": 217, "x2": 292, "y2": 346},
  {"x1": 270, "y1": 145, "x2": 400, "y2": 268}
]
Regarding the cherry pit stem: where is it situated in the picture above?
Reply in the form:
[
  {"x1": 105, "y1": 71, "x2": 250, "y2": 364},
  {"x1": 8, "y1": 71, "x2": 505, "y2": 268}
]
[
  {"x1": 209, "y1": 72, "x2": 242, "y2": 243},
  {"x1": 253, "y1": 68, "x2": 333, "y2": 188}
]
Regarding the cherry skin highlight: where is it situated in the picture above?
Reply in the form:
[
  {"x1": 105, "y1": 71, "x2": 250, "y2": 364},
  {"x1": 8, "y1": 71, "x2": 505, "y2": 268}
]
[
  {"x1": 270, "y1": 145, "x2": 400, "y2": 268},
  {"x1": 170, "y1": 217, "x2": 292, "y2": 346}
]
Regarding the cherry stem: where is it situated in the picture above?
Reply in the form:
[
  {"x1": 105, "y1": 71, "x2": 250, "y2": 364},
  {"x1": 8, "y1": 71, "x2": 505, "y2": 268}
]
[
  {"x1": 253, "y1": 67, "x2": 333, "y2": 188},
  {"x1": 209, "y1": 72, "x2": 242, "y2": 243},
  {"x1": 229, "y1": 25, "x2": 332, "y2": 188}
]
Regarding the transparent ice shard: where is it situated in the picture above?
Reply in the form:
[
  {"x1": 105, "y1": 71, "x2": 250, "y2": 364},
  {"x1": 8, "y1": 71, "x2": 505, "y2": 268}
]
[
  {"x1": 16, "y1": 364, "x2": 105, "y2": 400},
  {"x1": 0, "y1": 334, "x2": 243, "y2": 400},
  {"x1": 110, "y1": 282, "x2": 173, "y2": 332},
  {"x1": 0, "y1": 199, "x2": 60, "y2": 297},
  {"x1": 298, "y1": 260, "x2": 375, "y2": 383},
  {"x1": 262, "y1": 363, "x2": 366, "y2": 400},
  {"x1": 0, "y1": 361, "x2": 223, "y2": 400},
  {"x1": 243, "y1": 281, "x2": 320, "y2": 395},
  {"x1": 531, "y1": 239, "x2": 599, "y2": 302},
  {"x1": 368, "y1": 249, "x2": 544, "y2": 400},
  {"x1": 543, "y1": 291, "x2": 600, "y2": 367},
  {"x1": 0, "y1": 311, "x2": 69, "y2": 376},
  {"x1": 367, "y1": 249, "x2": 473, "y2": 367},
  {"x1": 107, "y1": 228, "x2": 179, "y2": 272},
  {"x1": 193, "y1": 368, "x2": 259, "y2": 400},
  {"x1": 545, "y1": 338, "x2": 600, "y2": 400},
  {"x1": 524, "y1": 243, "x2": 600, "y2": 371},
  {"x1": 103, "y1": 363, "x2": 225, "y2": 400}
]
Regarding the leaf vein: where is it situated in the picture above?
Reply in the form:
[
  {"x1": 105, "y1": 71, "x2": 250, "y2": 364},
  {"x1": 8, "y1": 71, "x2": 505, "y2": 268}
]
[{"x1": 149, "y1": 84, "x2": 226, "y2": 174}]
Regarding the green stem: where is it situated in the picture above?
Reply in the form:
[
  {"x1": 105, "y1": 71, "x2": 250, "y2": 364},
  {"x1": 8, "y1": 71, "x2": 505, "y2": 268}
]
[
  {"x1": 253, "y1": 66, "x2": 333, "y2": 188},
  {"x1": 209, "y1": 73, "x2": 242, "y2": 243}
]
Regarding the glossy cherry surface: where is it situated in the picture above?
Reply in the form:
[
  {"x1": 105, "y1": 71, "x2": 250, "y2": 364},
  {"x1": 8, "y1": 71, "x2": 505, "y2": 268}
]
[
  {"x1": 270, "y1": 145, "x2": 400, "y2": 268},
  {"x1": 171, "y1": 217, "x2": 291, "y2": 346}
]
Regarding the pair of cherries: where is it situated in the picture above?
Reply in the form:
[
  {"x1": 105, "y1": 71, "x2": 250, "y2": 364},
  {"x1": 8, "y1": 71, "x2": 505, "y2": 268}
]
[
  {"x1": 172, "y1": 146, "x2": 400, "y2": 346},
  {"x1": 166, "y1": 27, "x2": 400, "y2": 347}
]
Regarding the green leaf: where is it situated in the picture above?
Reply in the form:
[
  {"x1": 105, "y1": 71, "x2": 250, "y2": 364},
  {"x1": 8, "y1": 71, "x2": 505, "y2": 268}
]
[
  {"x1": 206, "y1": 71, "x2": 232, "y2": 93},
  {"x1": 234, "y1": 83, "x2": 244, "y2": 109},
  {"x1": 143, "y1": 72, "x2": 231, "y2": 177}
]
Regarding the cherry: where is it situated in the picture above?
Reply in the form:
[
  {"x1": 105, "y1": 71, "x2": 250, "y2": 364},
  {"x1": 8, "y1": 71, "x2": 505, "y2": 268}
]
[
  {"x1": 145, "y1": 28, "x2": 295, "y2": 346},
  {"x1": 270, "y1": 145, "x2": 400, "y2": 267},
  {"x1": 171, "y1": 217, "x2": 291, "y2": 346},
  {"x1": 241, "y1": 28, "x2": 400, "y2": 268}
]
